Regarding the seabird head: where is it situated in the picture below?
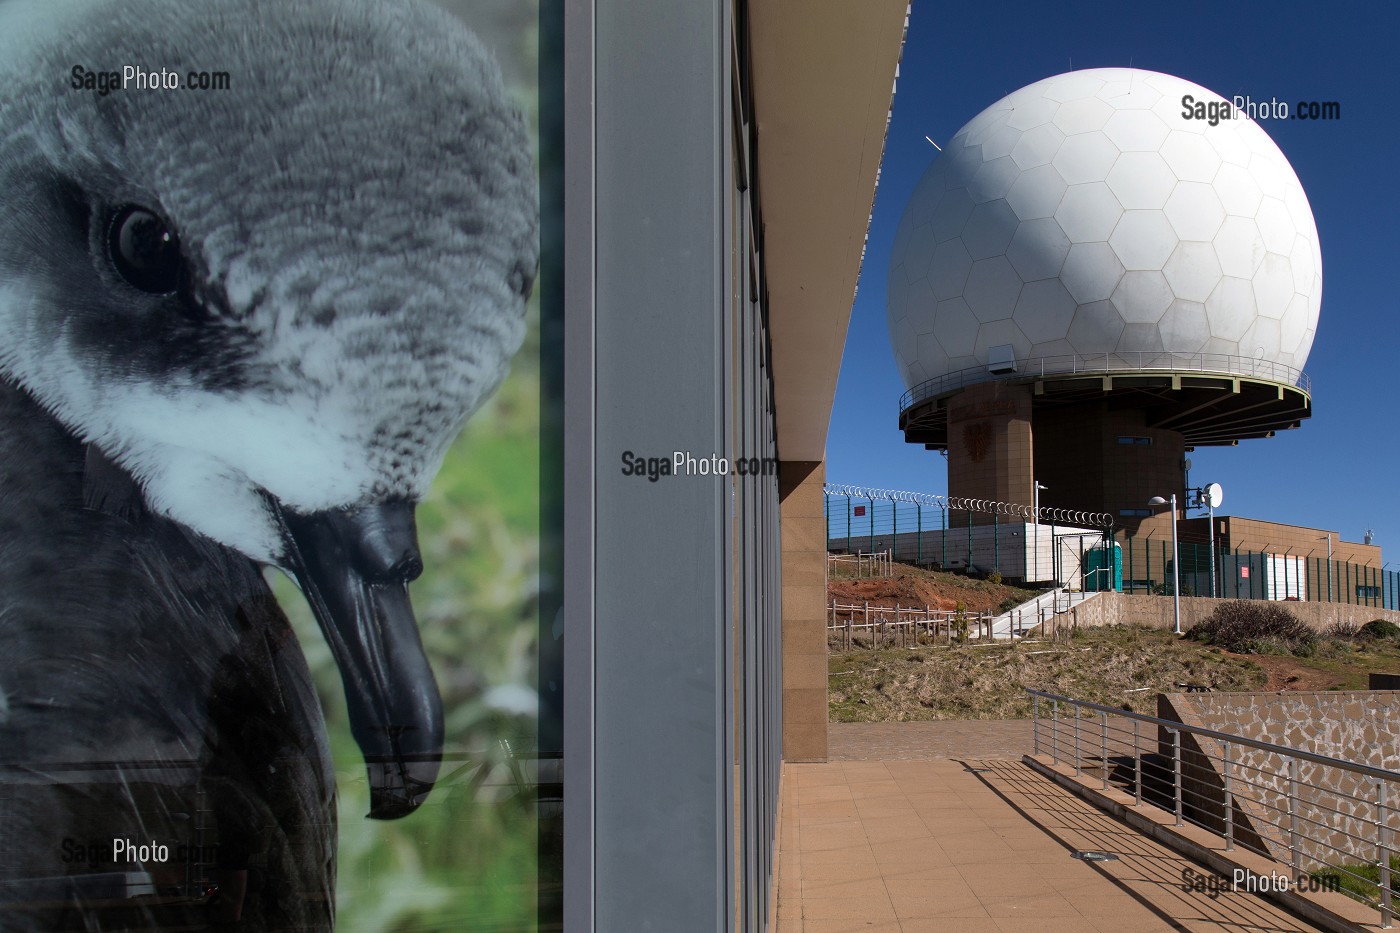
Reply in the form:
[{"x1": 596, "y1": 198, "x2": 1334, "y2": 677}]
[{"x1": 0, "y1": 0, "x2": 537, "y2": 817}]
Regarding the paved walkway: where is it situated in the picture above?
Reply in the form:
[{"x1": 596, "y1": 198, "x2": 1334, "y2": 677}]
[
  {"x1": 778, "y1": 722, "x2": 1327, "y2": 933},
  {"x1": 829, "y1": 720, "x2": 1029, "y2": 761}
]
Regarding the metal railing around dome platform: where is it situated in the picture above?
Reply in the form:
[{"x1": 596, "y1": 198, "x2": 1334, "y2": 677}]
[{"x1": 898, "y1": 352, "x2": 1311, "y2": 414}]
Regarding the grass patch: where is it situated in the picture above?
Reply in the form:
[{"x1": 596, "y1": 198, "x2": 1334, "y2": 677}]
[
  {"x1": 828, "y1": 626, "x2": 1267, "y2": 722},
  {"x1": 1312, "y1": 854, "x2": 1400, "y2": 904}
]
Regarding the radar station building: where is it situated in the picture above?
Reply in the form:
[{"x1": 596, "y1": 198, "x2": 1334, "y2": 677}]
[{"x1": 884, "y1": 68, "x2": 1379, "y2": 591}]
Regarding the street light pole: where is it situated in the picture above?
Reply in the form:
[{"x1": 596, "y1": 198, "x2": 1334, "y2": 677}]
[
  {"x1": 1150, "y1": 494, "x2": 1181, "y2": 635},
  {"x1": 1033, "y1": 481, "x2": 1048, "y2": 584}
]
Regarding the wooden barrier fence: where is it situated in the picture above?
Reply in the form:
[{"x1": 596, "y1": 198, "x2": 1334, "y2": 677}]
[{"x1": 826, "y1": 599, "x2": 996, "y2": 651}]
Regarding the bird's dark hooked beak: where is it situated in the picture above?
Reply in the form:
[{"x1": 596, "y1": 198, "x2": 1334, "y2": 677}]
[{"x1": 276, "y1": 500, "x2": 443, "y2": 820}]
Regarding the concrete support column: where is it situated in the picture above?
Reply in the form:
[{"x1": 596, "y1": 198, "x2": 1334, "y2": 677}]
[
  {"x1": 945, "y1": 382, "x2": 1034, "y2": 522},
  {"x1": 780, "y1": 459, "x2": 827, "y2": 762}
]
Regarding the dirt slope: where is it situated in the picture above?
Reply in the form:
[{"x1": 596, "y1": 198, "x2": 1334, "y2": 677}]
[{"x1": 828, "y1": 564, "x2": 1039, "y2": 614}]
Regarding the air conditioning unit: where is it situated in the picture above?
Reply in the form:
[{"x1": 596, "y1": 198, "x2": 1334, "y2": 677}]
[{"x1": 987, "y1": 344, "x2": 1018, "y2": 374}]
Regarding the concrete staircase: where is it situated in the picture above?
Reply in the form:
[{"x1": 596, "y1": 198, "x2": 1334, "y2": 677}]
[{"x1": 989, "y1": 588, "x2": 1102, "y2": 639}]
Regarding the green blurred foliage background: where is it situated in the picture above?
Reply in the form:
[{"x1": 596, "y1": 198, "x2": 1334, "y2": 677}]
[{"x1": 275, "y1": 3, "x2": 543, "y2": 928}]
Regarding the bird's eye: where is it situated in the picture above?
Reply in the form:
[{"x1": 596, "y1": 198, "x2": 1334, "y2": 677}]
[{"x1": 108, "y1": 206, "x2": 182, "y2": 294}]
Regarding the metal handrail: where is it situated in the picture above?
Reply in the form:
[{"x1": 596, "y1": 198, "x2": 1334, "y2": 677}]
[
  {"x1": 900, "y1": 352, "x2": 1312, "y2": 414},
  {"x1": 1026, "y1": 689, "x2": 1400, "y2": 784},
  {"x1": 1028, "y1": 688, "x2": 1400, "y2": 927}
]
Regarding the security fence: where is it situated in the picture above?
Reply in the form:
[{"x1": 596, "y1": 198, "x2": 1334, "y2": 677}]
[{"x1": 825, "y1": 487, "x2": 1399, "y2": 609}]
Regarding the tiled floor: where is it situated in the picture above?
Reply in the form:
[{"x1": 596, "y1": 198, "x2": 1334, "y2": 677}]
[{"x1": 778, "y1": 724, "x2": 1328, "y2": 933}]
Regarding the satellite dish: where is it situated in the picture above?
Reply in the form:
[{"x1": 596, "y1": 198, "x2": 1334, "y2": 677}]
[
  {"x1": 1206, "y1": 482, "x2": 1223, "y2": 509},
  {"x1": 1183, "y1": 458, "x2": 1193, "y2": 472}
]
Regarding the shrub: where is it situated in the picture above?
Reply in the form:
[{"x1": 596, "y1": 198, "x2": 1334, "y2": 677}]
[
  {"x1": 1186, "y1": 601, "x2": 1318, "y2": 657},
  {"x1": 987, "y1": 570, "x2": 1003, "y2": 586},
  {"x1": 1361, "y1": 619, "x2": 1400, "y2": 640},
  {"x1": 1325, "y1": 620, "x2": 1361, "y2": 640}
]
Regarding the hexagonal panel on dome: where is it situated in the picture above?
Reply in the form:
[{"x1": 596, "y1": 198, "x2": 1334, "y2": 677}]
[
  {"x1": 1006, "y1": 95, "x2": 1060, "y2": 131},
  {"x1": 1204, "y1": 276, "x2": 1256, "y2": 341},
  {"x1": 1240, "y1": 316, "x2": 1282, "y2": 361},
  {"x1": 905, "y1": 277, "x2": 937, "y2": 323},
  {"x1": 1289, "y1": 235, "x2": 1314, "y2": 293},
  {"x1": 1053, "y1": 132, "x2": 1119, "y2": 185},
  {"x1": 928, "y1": 240, "x2": 974, "y2": 299},
  {"x1": 1214, "y1": 163, "x2": 1264, "y2": 217},
  {"x1": 1053, "y1": 97, "x2": 1113, "y2": 135},
  {"x1": 1099, "y1": 78, "x2": 1162, "y2": 109},
  {"x1": 1214, "y1": 215, "x2": 1266, "y2": 278},
  {"x1": 903, "y1": 223, "x2": 936, "y2": 270},
  {"x1": 1118, "y1": 322, "x2": 1164, "y2": 353},
  {"x1": 1254, "y1": 197, "x2": 1295, "y2": 254},
  {"x1": 1105, "y1": 152, "x2": 1176, "y2": 210},
  {"x1": 1279, "y1": 294, "x2": 1309, "y2": 353},
  {"x1": 1043, "y1": 72, "x2": 1106, "y2": 103},
  {"x1": 1159, "y1": 131, "x2": 1221, "y2": 182},
  {"x1": 1103, "y1": 110, "x2": 1170, "y2": 152},
  {"x1": 1109, "y1": 211, "x2": 1176, "y2": 270},
  {"x1": 969, "y1": 156, "x2": 1020, "y2": 203},
  {"x1": 931, "y1": 298, "x2": 979, "y2": 356},
  {"x1": 962, "y1": 199, "x2": 1019, "y2": 260},
  {"x1": 1061, "y1": 241, "x2": 1124, "y2": 303},
  {"x1": 1006, "y1": 217, "x2": 1071, "y2": 281},
  {"x1": 1162, "y1": 241, "x2": 1224, "y2": 303},
  {"x1": 1159, "y1": 299, "x2": 1211, "y2": 352},
  {"x1": 916, "y1": 331, "x2": 950, "y2": 371},
  {"x1": 1007, "y1": 164, "x2": 1068, "y2": 220},
  {"x1": 1055, "y1": 183, "x2": 1123, "y2": 242},
  {"x1": 981, "y1": 124, "x2": 1024, "y2": 161},
  {"x1": 1010, "y1": 124, "x2": 1066, "y2": 170},
  {"x1": 1252, "y1": 254, "x2": 1294, "y2": 320},
  {"x1": 1067, "y1": 299, "x2": 1126, "y2": 353},
  {"x1": 1013, "y1": 279, "x2": 1078, "y2": 343},
  {"x1": 1110, "y1": 270, "x2": 1174, "y2": 324},
  {"x1": 1164, "y1": 183, "x2": 1226, "y2": 241},
  {"x1": 1247, "y1": 151, "x2": 1290, "y2": 200},
  {"x1": 929, "y1": 187, "x2": 976, "y2": 242},
  {"x1": 964, "y1": 256, "x2": 1023, "y2": 322},
  {"x1": 1206, "y1": 122, "x2": 1251, "y2": 167}
]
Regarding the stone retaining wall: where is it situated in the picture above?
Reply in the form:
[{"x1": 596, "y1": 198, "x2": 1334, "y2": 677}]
[
  {"x1": 1158, "y1": 691, "x2": 1400, "y2": 870},
  {"x1": 1057, "y1": 592, "x2": 1400, "y2": 634}
]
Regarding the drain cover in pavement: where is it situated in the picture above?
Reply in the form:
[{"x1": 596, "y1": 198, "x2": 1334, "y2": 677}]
[{"x1": 1071, "y1": 851, "x2": 1119, "y2": 862}]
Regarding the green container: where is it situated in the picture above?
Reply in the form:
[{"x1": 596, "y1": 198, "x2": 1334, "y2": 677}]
[{"x1": 1086, "y1": 542, "x2": 1123, "y2": 592}]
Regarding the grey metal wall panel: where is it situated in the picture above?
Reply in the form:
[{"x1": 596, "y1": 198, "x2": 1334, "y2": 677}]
[
  {"x1": 593, "y1": 0, "x2": 727, "y2": 929},
  {"x1": 562, "y1": 0, "x2": 596, "y2": 928}
]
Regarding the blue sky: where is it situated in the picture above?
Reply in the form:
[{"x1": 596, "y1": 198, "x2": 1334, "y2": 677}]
[{"x1": 827, "y1": 0, "x2": 1400, "y2": 559}]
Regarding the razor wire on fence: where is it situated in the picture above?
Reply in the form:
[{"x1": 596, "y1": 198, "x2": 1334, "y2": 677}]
[
  {"x1": 823, "y1": 484, "x2": 1114, "y2": 529},
  {"x1": 823, "y1": 485, "x2": 1113, "y2": 587}
]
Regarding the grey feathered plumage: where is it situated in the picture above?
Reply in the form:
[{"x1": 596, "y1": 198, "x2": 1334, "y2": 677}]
[{"x1": 0, "y1": 0, "x2": 537, "y2": 926}]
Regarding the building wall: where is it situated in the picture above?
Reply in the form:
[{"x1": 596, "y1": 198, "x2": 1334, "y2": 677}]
[
  {"x1": 1035, "y1": 402, "x2": 1186, "y2": 536},
  {"x1": 945, "y1": 382, "x2": 1034, "y2": 522},
  {"x1": 1215, "y1": 516, "x2": 1380, "y2": 567},
  {"x1": 781, "y1": 462, "x2": 827, "y2": 762}
]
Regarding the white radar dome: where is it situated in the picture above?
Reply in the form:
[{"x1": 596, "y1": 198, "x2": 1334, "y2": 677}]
[{"x1": 887, "y1": 68, "x2": 1322, "y2": 390}]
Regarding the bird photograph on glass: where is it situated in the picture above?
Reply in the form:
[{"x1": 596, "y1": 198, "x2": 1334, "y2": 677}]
[{"x1": 0, "y1": 0, "x2": 543, "y2": 929}]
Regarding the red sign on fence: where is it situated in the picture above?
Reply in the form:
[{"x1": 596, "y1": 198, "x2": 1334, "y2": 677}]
[
  {"x1": 853, "y1": 506, "x2": 866, "y2": 516},
  {"x1": 1240, "y1": 567, "x2": 1250, "y2": 578}
]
